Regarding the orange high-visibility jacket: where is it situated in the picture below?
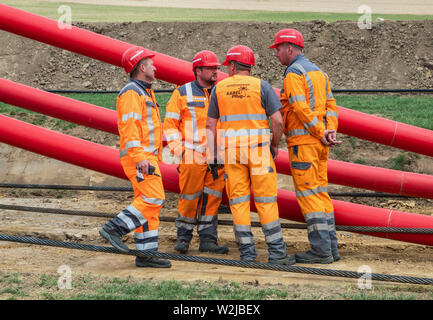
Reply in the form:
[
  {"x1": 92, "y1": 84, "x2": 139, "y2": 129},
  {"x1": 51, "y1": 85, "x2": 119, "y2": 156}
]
[
  {"x1": 210, "y1": 75, "x2": 279, "y2": 149},
  {"x1": 280, "y1": 54, "x2": 338, "y2": 147},
  {"x1": 117, "y1": 79, "x2": 163, "y2": 163},
  {"x1": 164, "y1": 80, "x2": 212, "y2": 157}
]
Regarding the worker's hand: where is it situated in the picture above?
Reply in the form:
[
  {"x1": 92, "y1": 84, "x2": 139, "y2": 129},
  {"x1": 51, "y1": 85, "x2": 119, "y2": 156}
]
[
  {"x1": 326, "y1": 131, "x2": 342, "y2": 146},
  {"x1": 270, "y1": 145, "x2": 278, "y2": 161},
  {"x1": 136, "y1": 159, "x2": 150, "y2": 175}
]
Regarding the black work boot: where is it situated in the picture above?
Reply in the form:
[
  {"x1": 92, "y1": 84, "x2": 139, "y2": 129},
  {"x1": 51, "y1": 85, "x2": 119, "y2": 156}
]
[
  {"x1": 99, "y1": 228, "x2": 129, "y2": 253},
  {"x1": 269, "y1": 254, "x2": 296, "y2": 266},
  {"x1": 295, "y1": 251, "x2": 334, "y2": 264},
  {"x1": 136, "y1": 256, "x2": 171, "y2": 268},
  {"x1": 332, "y1": 251, "x2": 341, "y2": 262},
  {"x1": 174, "y1": 240, "x2": 190, "y2": 254},
  {"x1": 199, "y1": 241, "x2": 229, "y2": 254}
]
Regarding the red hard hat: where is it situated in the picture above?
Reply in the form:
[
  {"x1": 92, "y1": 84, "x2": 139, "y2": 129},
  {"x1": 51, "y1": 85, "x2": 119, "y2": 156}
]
[
  {"x1": 192, "y1": 50, "x2": 220, "y2": 71},
  {"x1": 121, "y1": 46, "x2": 155, "y2": 74},
  {"x1": 222, "y1": 45, "x2": 255, "y2": 66},
  {"x1": 269, "y1": 28, "x2": 304, "y2": 49}
]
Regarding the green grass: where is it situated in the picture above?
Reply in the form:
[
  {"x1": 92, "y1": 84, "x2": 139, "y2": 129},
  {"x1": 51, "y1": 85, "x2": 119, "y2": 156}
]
[
  {"x1": 3, "y1": 1, "x2": 433, "y2": 23},
  {"x1": 335, "y1": 95, "x2": 433, "y2": 130},
  {"x1": 2, "y1": 94, "x2": 432, "y2": 131}
]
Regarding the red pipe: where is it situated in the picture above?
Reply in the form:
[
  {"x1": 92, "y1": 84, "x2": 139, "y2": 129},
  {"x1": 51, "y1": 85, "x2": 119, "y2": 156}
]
[
  {"x1": 2, "y1": 77, "x2": 433, "y2": 199},
  {"x1": 0, "y1": 114, "x2": 432, "y2": 246},
  {"x1": 1, "y1": 4, "x2": 433, "y2": 158}
]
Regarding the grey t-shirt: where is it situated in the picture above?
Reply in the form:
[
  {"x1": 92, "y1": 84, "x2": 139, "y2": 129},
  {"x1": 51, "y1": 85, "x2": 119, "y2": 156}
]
[{"x1": 207, "y1": 79, "x2": 282, "y2": 119}]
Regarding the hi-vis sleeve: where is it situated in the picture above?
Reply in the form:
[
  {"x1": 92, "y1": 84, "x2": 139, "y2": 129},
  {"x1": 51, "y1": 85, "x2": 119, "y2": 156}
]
[
  {"x1": 118, "y1": 90, "x2": 147, "y2": 163},
  {"x1": 324, "y1": 73, "x2": 338, "y2": 131},
  {"x1": 283, "y1": 72, "x2": 325, "y2": 140},
  {"x1": 163, "y1": 89, "x2": 184, "y2": 158}
]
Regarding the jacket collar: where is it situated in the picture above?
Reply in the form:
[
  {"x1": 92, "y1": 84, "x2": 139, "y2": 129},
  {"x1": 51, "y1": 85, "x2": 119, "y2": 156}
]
[{"x1": 130, "y1": 78, "x2": 152, "y2": 91}]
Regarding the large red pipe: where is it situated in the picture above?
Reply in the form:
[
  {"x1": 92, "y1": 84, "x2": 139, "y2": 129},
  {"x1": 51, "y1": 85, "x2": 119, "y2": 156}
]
[
  {"x1": 0, "y1": 114, "x2": 432, "y2": 246},
  {"x1": 1, "y1": 4, "x2": 433, "y2": 157},
  {"x1": 2, "y1": 77, "x2": 433, "y2": 199}
]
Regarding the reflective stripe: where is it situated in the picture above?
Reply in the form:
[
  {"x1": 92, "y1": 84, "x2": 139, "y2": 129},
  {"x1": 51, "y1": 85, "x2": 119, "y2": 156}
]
[
  {"x1": 198, "y1": 215, "x2": 216, "y2": 222},
  {"x1": 220, "y1": 114, "x2": 267, "y2": 122},
  {"x1": 265, "y1": 231, "x2": 283, "y2": 243},
  {"x1": 166, "y1": 133, "x2": 180, "y2": 142},
  {"x1": 307, "y1": 223, "x2": 330, "y2": 233},
  {"x1": 203, "y1": 187, "x2": 223, "y2": 198},
  {"x1": 304, "y1": 116, "x2": 319, "y2": 129},
  {"x1": 120, "y1": 146, "x2": 158, "y2": 158},
  {"x1": 179, "y1": 190, "x2": 202, "y2": 201},
  {"x1": 125, "y1": 140, "x2": 141, "y2": 149},
  {"x1": 145, "y1": 97, "x2": 156, "y2": 152},
  {"x1": 141, "y1": 195, "x2": 164, "y2": 205},
  {"x1": 121, "y1": 112, "x2": 142, "y2": 122},
  {"x1": 130, "y1": 50, "x2": 144, "y2": 61},
  {"x1": 119, "y1": 149, "x2": 127, "y2": 158},
  {"x1": 296, "y1": 186, "x2": 328, "y2": 198},
  {"x1": 117, "y1": 212, "x2": 137, "y2": 231},
  {"x1": 185, "y1": 82, "x2": 201, "y2": 148},
  {"x1": 326, "y1": 111, "x2": 338, "y2": 118},
  {"x1": 126, "y1": 205, "x2": 147, "y2": 226},
  {"x1": 304, "y1": 211, "x2": 326, "y2": 222},
  {"x1": 136, "y1": 242, "x2": 158, "y2": 251},
  {"x1": 262, "y1": 220, "x2": 280, "y2": 231},
  {"x1": 236, "y1": 236, "x2": 254, "y2": 244},
  {"x1": 146, "y1": 101, "x2": 155, "y2": 107},
  {"x1": 222, "y1": 128, "x2": 270, "y2": 138},
  {"x1": 229, "y1": 195, "x2": 251, "y2": 206},
  {"x1": 134, "y1": 230, "x2": 158, "y2": 239},
  {"x1": 327, "y1": 92, "x2": 334, "y2": 100},
  {"x1": 292, "y1": 63, "x2": 315, "y2": 111},
  {"x1": 176, "y1": 221, "x2": 196, "y2": 230},
  {"x1": 326, "y1": 211, "x2": 335, "y2": 220},
  {"x1": 184, "y1": 141, "x2": 207, "y2": 153},
  {"x1": 288, "y1": 95, "x2": 306, "y2": 104},
  {"x1": 234, "y1": 225, "x2": 252, "y2": 232},
  {"x1": 165, "y1": 112, "x2": 180, "y2": 120},
  {"x1": 254, "y1": 196, "x2": 277, "y2": 203},
  {"x1": 286, "y1": 128, "x2": 310, "y2": 137}
]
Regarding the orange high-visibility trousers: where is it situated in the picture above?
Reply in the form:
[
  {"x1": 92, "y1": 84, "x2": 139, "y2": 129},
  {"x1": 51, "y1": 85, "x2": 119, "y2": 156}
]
[
  {"x1": 289, "y1": 143, "x2": 337, "y2": 257},
  {"x1": 224, "y1": 145, "x2": 287, "y2": 261},
  {"x1": 103, "y1": 157, "x2": 165, "y2": 251},
  {"x1": 176, "y1": 156, "x2": 225, "y2": 243}
]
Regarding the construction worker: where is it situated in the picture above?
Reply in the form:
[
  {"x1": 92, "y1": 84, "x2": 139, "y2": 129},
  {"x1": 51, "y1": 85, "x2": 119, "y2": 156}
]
[
  {"x1": 164, "y1": 50, "x2": 228, "y2": 255},
  {"x1": 270, "y1": 29, "x2": 341, "y2": 264},
  {"x1": 206, "y1": 45, "x2": 295, "y2": 265},
  {"x1": 99, "y1": 46, "x2": 171, "y2": 268}
]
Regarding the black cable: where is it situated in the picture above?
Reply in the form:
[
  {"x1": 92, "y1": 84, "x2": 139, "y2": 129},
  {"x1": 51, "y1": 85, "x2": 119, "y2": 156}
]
[
  {"x1": 0, "y1": 183, "x2": 416, "y2": 198},
  {"x1": 1, "y1": 204, "x2": 433, "y2": 234},
  {"x1": 0, "y1": 233, "x2": 431, "y2": 285},
  {"x1": 44, "y1": 89, "x2": 433, "y2": 95}
]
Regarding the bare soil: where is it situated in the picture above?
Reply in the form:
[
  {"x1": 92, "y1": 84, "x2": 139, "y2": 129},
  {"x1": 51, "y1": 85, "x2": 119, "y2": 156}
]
[{"x1": 1, "y1": 19, "x2": 433, "y2": 298}]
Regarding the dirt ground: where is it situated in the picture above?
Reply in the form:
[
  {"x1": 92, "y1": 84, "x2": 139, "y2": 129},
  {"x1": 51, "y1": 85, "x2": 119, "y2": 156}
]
[{"x1": 1, "y1": 17, "x2": 433, "y2": 298}]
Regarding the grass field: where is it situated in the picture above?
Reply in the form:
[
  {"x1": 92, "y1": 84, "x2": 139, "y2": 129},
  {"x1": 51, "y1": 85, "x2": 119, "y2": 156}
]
[
  {"x1": 2, "y1": 93, "x2": 432, "y2": 130},
  {"x1": 3, "y1": 1, "x2": 433, "y2": 22},
  {"x1": 2, "y1": 271, "x2": 431, "y2": 300}
]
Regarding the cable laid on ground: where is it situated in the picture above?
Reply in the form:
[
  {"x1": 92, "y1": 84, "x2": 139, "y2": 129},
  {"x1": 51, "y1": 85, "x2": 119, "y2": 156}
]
[
  {"x1": 0, "y1": 183, "x2": 415, "y2": 198},
  {"x1": 0, "y1": 233, "x2": 431, "y2": 285},
  {"x1": 1, "y1": 204, "x2": 433, "y2": 234}
]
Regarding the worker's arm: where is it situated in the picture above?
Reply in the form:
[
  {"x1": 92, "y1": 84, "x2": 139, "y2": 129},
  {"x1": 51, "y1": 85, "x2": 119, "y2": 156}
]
[
  {"x1": 206, "y1": 86, "x2": 220, "y2": 163},
  {"x1": 269, "y1": 111, "x2": 283, "y2": 160},
  {"x1": 117, "y1": 90, "x2": 148, "y2": 164},
  {"x1": 283, "y1": 72, "x2": 325, "y2": 140},
  {"x1": 163, "y1": 89, "x2": 184, "y2": 158},
  {"x1": 261, "y1": 80, "x2": 283, "y2": 160}
]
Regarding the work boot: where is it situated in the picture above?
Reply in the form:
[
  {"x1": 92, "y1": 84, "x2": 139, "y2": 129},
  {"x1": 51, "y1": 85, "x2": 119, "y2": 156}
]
[
  {"x1": 199, "y1": 241, "x2": 229, "y2": 254},
  {"x1": 295, "y1": 251, "x2": 334, "y2": 264},
  {"x1": 174, "y1": 240, "x2": 190, "y2": 254},
  {"x1": 99, "y1": 228, "x2": 129, "y2": 253},
  {"x1": 268, "y1": 254, "x2": 296, "y2": 266},
  {"x1": 332, "y1": 251, "x2": 341, "y2": 262},
  {"x1": 135, "y1": 256, "x2": 171, "y2": 268}
]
